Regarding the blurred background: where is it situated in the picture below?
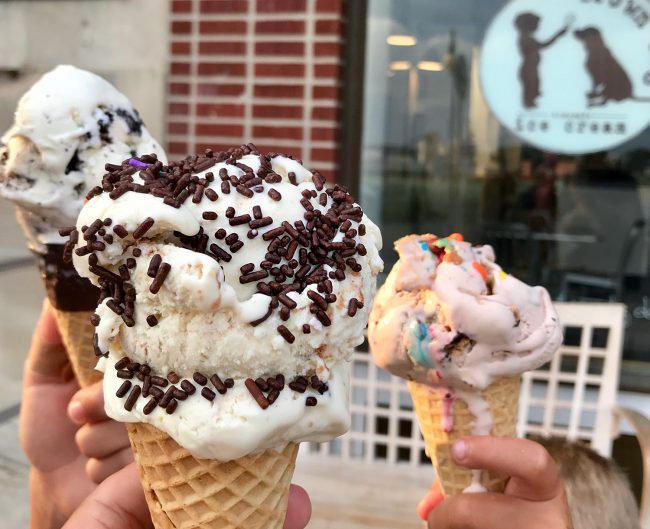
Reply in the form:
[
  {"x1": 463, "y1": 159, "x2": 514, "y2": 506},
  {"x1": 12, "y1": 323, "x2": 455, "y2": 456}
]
[{"x1": 1, "y1": 0, "x2": 649, "y2": 527}]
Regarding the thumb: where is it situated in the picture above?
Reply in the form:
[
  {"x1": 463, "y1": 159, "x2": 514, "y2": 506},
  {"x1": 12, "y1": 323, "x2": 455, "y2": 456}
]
[
  {"x1": 62, "y1": 463, "x2": 152, "y2": 529},
  {"x1": 68, "y1": 381, "x2": 107, "y2": 425}
]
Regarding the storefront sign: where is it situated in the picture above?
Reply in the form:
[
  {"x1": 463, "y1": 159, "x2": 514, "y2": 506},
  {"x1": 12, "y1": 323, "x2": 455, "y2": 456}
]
[{"x1": 480, "y1": 0, "x2": 650, "y2": 154}]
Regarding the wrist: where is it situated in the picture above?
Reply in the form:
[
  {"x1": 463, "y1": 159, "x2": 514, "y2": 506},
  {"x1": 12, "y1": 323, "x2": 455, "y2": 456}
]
[{"x1": 29, "y1": 468, "x2": 67, "y2": 529}]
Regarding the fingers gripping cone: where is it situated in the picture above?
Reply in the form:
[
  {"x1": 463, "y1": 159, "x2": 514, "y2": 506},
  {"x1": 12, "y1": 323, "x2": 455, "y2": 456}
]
[
  {"x1": 127, "y1": 423, "x2": 298, "y2": 529},
  {"x1": 50, "y1": 308, "x2": 102, "y2": 387},
  {"x1": 408, "y1": 376, "x2": 521, "y2": 496}
]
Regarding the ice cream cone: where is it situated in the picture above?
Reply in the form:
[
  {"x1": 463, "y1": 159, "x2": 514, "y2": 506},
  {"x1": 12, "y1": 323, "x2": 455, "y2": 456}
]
[
  {"x1": 408, "y1": 376, "x2": 521, "y2": 496},
  {"x1": 126, "y1": 422, "x2": 299, "y2": 529},
  {"x1": 50, "y1": 308, "x2": 102, "y2": 387},
  {"x1": 34, "y1": 243, "x2": 101, "y2": 386}
]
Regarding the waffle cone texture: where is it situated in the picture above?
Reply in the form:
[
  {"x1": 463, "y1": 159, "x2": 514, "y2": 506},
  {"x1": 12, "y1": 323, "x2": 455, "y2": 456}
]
[
  {"x1": 127, "y1": 422, "x2": 298, "y2": 529},
  {"x1": 408, "y1": 376, "x2": 520, "y2": 496},
  {"x1": 51, "y1": 309, "x2": 102, "y2": 387}
]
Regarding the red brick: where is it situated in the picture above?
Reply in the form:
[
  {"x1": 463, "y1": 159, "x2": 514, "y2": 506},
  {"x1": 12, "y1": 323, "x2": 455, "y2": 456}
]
[
  {"x1": 196, "y1": 123, "x2": 245, "y2": 137},
  {"x1": 170, "y1": 62, "x2": 191, "y2": 75},
  {"x1": 316, "y1": 0, "x2": 342, "y2": 13},
  {"x1": 196, "y1": 142, "x2": 240, "y2": 153},
  {"x1": 254, "y1": 144, "x2": 303, "y2": 159},
  {"x1": 196, "y1": 103, "x2": 245, "y2": 117},
  {"x1": 171, "y1": 41, "x2": 191, "y2": 55},
  {"x1": 170, "y1": 83, "x2": 190, "y2": 95},
  {"x1": 256, "y1": 20, "x2": 305, "y2": 34},
  {"x1": 314, "y1": 42, "x2": 342, "y2": 56},
  {"x1": 171, "y1": 21, "x2": 192, "y2": 34},
  {"x1": 199, "y1": 21, "x2": 247, "y2": 34},
  {"x1": 172, "y1": 0, "x2": 192, "y2": 13},
  {"x1": 255, "y1": 63, "x2": 305, "y2": 77},
  {"x1": 258, "y1": 0, "x2": 306, "y2": 12},
  {"x1": 311, "y1": 148, "x2": 338, "y2": 163},
  {"x1": 313, "y1": 85, "x2": 339, "y2": 99},
  {"x1": 200, "y1": 0, "x2": 248, "y2": 13},
  {"x1": 168, "y1": 122, "x2": 189, "y2": 135},
  {"x1": 314, "y1": 64, "x2": 342, "y2": 78},
  {"x1": 253, "y1": 104, "x2": 303, "y2": 119},
  {"x1": 198, "y1": 83, "x2": 245, "y2": 96},
  {"x1": 253, "y1": 125, "x2": 303, "y2": 140},
  {"x1": 311, "y1": 127, "x2": 338, "y2": 141},
  {"x1": 316, "y1": 19, "x2": 342, "y2": 35},
  {"x1": 254, "y1": 84, "x2": 304, "y2": 98},
  {"x1": 255, "y1": 42, "x2": 304, "y2": 56},
  {"x1": 198, "y1": 62, "x2": 246, "y2": 76},
  {"x1": 312, "y1": 106, "x2": 340, "y2": 121},
  {"x1": 168, "y1": 103, "x2": 190, "y2": 115},
  {"x1": 199, "y1": 42, "x2": 247, "y2": 55},
  {"x1": 168, "y1": 142, "x2": 188, "y2": 155}
]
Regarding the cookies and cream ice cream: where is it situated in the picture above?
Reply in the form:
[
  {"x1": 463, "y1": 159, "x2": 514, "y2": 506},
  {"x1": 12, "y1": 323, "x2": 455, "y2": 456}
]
[
  {"x1": 369, "y1": 233, "x2": 561, "y2": 443},
  {"x1": 0, "y1": 64, "x2": 165, "y2": 252},
  {"x1": 68, "y1": 144, "x2": 383, "y2": 460}
]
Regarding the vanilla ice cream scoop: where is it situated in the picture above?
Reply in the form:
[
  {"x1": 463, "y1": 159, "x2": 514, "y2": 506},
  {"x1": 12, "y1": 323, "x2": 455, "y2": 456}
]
[
  {"x1": 369, "y1": 233, "x2": 561, "y2": 427},
  {"x1": 0, "y1": 65, "x2": 165, "y2": 251},
  {"x1": 68, "y1": 144, "x2": 383, "y2": 459}
]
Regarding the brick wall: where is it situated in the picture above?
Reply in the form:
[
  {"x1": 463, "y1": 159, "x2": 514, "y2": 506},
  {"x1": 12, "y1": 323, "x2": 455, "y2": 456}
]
[{"x1": 167, "y1": 0, "x2": 347, "y2": 180}]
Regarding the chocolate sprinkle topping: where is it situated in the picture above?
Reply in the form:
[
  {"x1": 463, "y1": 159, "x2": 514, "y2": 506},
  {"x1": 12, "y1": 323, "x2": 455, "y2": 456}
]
[
  {"x1": 201, "y1": 387, "x2": 216, "y2": 401},
  {"x1": 116, "y1": 380, "x2": 132, "y2": 398},
  {"x1": 245, "y1": 378, "x2": 269, "y2": 409},
  {"x1": 124, "y1": 385, "x2": 141, "y2": 411},
  {"x1": 193, "y1": 372, "x2": 208, "y2": 385},
  {"x1": 133, "y1": 217, "x2": 155, "y2": 239},
  {"x1": 277, "y1": 325, "x2": 295, "y2": 343}
]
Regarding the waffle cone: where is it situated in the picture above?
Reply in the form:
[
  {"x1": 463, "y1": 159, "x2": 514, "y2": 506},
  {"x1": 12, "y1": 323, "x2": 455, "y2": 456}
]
[
  {"x1": 51, "y1": 309, "x2": 102, "y2": 387},
  {"x1": 408, "y1": 376, "x2": 520, "y2": 496},
  {"x1": 126, "y1": 422, "x2": 298, "y2": 529}
]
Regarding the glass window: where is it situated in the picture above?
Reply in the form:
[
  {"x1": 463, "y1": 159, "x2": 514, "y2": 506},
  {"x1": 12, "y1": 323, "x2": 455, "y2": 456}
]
[{"x1": 359, "y1": 0, "x2": 650, "y2": 373}]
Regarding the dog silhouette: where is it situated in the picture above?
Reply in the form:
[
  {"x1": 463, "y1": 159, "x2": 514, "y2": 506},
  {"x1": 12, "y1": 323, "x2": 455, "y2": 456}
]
[{"x1": 574, "y1": 27, "x2": 637, "y2": 106}]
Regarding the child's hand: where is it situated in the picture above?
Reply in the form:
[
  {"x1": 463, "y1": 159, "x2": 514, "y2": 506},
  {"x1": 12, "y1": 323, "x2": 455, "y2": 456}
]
[
  {"x1": 418, "y1": 436, "x2": 574, "y2": 529},
  {"x1": 68, "y1": 381, "x2": 133, "y2": 483}
]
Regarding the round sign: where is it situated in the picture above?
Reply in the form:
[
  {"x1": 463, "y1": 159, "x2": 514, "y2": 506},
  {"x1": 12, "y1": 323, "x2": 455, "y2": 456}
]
[{"x1": 480, "y1": 0, "x2": 650, "y2": 154}]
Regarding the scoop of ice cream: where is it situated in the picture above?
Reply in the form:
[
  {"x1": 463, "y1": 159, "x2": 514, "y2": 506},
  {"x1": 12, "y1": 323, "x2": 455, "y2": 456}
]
[
  {"x1": 0, "y1": 65, "x2": 166, "y2": 251},
  {"x1": 369, "y1": 233, "x2": 561, "y2": 392},
  {"x1": 69, "y1": 144, "x2": 383, "y2": 459}
]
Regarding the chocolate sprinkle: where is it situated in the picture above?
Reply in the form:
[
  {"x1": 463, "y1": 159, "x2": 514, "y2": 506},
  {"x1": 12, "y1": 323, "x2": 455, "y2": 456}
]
[
  {"x1": 166, "y1": 399, "x2": 178, "y2": 414},
  {"x1": 147, "y1": 254, "x2": 162, "y2": 277},
  {"x1": 277, "y1": 325, "x2": 295, "y2": 343},
  {"x1": 150, "y1": 262, "x2": 171, "y2": 294},
  {"x1": 146, "y1": 314, "x2": 159, "y2": 326},
  {"x1": 143, "y1": 398, "x2": 158, "y2": 415},
  {"x1": 116, "y1": 380, "x2": 132, "y2": 398},
  {"x1": 306, "y1": 396, "x2": 317, "y2": 406},
  {"x1": 115, "y1": 357, "x2": 130, "y2": 370},
  {"x1": 210, "y1": 374, "x2": 227, "y2": 394},
  {"x1": 193, "y1": 372, "x2": 208, "y2": 385},
  {"x1": 201, "y1": 387, "x2": 216, "y2": 401},
  {"x1": 205, "y1": 188, "x2": 218, "y2": 201},
  {"x1": 133, "y1": 217, "x2": 155, "y2": 239},
  {"x1": 181, "y1": 380, "x2": 196, "y2": 394},
  {"x1": 245, "y1": 378, "x2": 269, "y2": 409},
  {"x1": 124, "y1": 385, "x2": 141, "y2": 411}
]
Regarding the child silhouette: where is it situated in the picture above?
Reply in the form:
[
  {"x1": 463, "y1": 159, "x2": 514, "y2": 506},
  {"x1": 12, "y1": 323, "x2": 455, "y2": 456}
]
[{"x1": 515, "y1": 12, "x2": 570, "y2": 108}]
